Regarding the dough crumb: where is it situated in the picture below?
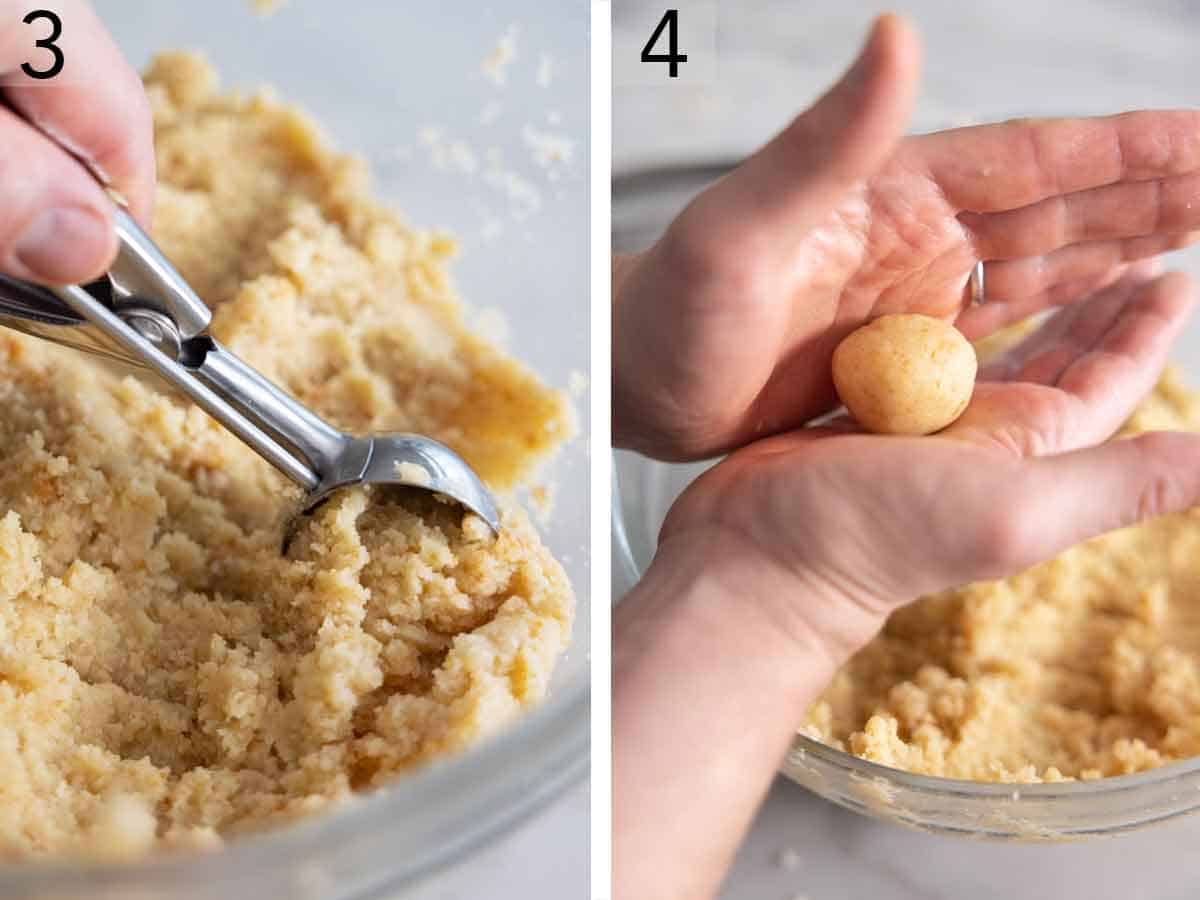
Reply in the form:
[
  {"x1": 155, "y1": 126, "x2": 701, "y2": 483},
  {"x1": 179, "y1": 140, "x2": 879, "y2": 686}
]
[
  {"x1": 392, "y1": 461, "x2": 432, "y2": 487},
  {"x1": 522, "y1": 124, "x2": 575, "y2": 171},
  {"x1": 81, "y1": 795, "x2": 158, "y2": 861},
  {"x1": 249, "y1": 0, "x2": 285, "y2": 16},
  {"x1": 482, "y1": 24, "x2": 519, "y2": 87},
  {"x1": 536, "y1": 54, "x2": 554, "y2": 88},
  {"x1": 529, "y1": 484, "x2": 557, "y2": 525},
  {"x1": 418, "y1": 126, "x2": 480, "y2": 176},
  {"x1": 568, "y1": 370, "x2": 589, "y2": 398},
  {"x1": 483, "y1": 149, "x2": 543, "y2": 219}
]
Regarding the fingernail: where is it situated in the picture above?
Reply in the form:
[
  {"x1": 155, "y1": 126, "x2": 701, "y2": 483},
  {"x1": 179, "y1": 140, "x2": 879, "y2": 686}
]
[{"x1": 13, "y1": 207, "x2": 111, "y2": 285}]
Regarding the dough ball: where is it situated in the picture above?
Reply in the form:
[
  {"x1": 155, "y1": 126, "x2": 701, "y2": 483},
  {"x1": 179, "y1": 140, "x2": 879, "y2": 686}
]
[{"x1": 832, "y1": 313, "x2": 977, "y2": 435}]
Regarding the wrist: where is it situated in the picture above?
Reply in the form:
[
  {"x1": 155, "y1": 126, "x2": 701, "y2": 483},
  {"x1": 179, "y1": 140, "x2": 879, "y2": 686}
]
[
  {"x1": 618, "y1": 525, "x2": 884, "y2": 704},
  {"x1": 614, "y1": 526, "x2": 873, "y2": 900}
]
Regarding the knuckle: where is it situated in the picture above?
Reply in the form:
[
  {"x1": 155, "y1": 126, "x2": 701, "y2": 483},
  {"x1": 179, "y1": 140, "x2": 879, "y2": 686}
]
[
  {"x1": 656, "y1": 215, "x2": 721, "y2": 285},
  {"x1": 1150, "y1": 178, "x2": 1169, "y2": 232},
  {"x1": 0, "y1": 136, "x2": 42, "y2": 249},
  {"x1": 1135, "y1": 474, "x2": 1174, "y2": 525},
  {"x1": 975, "y1": 501, "x2": 1037, "y2": 573},
  {"x1": 79, "y1": 112, "x2": 144, "y2": 181},
  {"x1": 657, "y1": 210, "x2": 774, "y2": 303},
  {"x1": 1131, "y1": 433, "x2": 1183, "y2": 523},
  {"x1": 1008, "y1": 224, "x2": 1046, "y2": 258}
]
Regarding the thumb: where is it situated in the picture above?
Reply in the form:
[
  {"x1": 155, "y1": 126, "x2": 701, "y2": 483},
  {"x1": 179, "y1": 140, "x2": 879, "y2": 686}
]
[
  {"x1": 1008, "y1": 431, "x2": 1200, "y2": 572},
  {"x1": 715, "y1": 13, "x2": 921, "y2": 238}
]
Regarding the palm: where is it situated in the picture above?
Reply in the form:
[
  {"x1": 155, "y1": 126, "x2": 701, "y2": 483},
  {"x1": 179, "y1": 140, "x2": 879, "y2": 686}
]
[
  {"x1": 661, "y1": 268, "x2": 1195, "y2": 603},
  {"x1": 682, "y1": 116, "x2": 1198, "y2": 455},
  {"x1": 614, "y1": 16, "x2": 1200, "y2": 461},
  {"x1": 738, "y1": 164, "x2": 983, "y2": 441}
]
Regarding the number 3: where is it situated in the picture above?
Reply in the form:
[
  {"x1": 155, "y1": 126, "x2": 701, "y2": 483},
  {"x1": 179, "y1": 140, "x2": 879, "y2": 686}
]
[{"x1": 21, "y1": 9, "x2": 65, "y2": 80}]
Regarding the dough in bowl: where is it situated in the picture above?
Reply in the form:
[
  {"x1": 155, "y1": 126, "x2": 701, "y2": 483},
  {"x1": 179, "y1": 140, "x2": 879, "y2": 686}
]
[
  {"x1": 805, "y1": 363, "x2": 1200, "y2": 783},
  {"x1": 0, "y1": 53, "x2": 575, "y2": 859}
]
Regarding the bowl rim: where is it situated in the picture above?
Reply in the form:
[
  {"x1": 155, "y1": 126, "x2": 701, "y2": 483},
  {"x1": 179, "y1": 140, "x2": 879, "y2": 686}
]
[
  {"x1": 0, "y1": 675, "x2": 588, "y2": 893},
  {"x1": 611, "y1": 452, "x2": 1200, "y2": 802},
  {"x1": 786, "y1": 730, "x2": 1200, "y2": 798}
]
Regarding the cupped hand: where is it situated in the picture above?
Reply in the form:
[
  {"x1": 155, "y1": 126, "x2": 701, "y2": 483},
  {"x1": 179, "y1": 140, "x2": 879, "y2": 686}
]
[
  {"x1": 613, "y1": 266, "x2": 1200, "y2": 900},
  {"x1": 614, "y1": 13, "x2": 1200, "y2": 460},
  {"x1": 0, "y1": 0, "x2": 154, "y2": 285},
  {"x1": 655, "y1": 265, "x2": 1200, "y2": 655}
]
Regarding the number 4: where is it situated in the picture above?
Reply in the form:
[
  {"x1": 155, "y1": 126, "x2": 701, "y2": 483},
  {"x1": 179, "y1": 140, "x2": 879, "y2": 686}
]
[{"x1": 641, "y1": 9, "x2": 688, "y2": 78}]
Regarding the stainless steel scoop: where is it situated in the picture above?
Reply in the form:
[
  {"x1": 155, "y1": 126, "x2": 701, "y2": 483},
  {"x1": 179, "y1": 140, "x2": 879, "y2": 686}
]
[{"x1": 0, "y1": 207, "x2": 500, "y2": 534}]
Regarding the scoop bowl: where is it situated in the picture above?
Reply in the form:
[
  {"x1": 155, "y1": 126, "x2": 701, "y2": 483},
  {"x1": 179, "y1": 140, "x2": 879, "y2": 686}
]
[{"x1": 306, "y1": 433, "x2": 501, "y2": 534}]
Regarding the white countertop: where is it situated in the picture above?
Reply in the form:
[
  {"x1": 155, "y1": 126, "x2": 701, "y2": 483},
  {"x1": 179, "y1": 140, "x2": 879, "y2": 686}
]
[
  {"x1": 405, "y1": 780, "x2": 589, "y2": 900},
  {"x1": 720, "y1": 778, "x2": 1200, "y2": 900},
  {"x1": 614, "y1": 1, "x2": 1200, "y2": 897}
]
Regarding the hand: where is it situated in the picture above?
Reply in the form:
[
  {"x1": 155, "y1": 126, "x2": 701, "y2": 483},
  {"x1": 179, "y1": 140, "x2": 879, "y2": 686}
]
[
  {"x1": 0, "y1": 0, "x2": 154, "y2": 285},
  {"x1": 664, "y1": 264, "x2": 1200, "y2": 630},
  {"x1": 613, "y1": 13, "x2": 1200, "y2": 461},
  {"x1": 614, "y1": 267, "x2": 1200, "y2": 900}
]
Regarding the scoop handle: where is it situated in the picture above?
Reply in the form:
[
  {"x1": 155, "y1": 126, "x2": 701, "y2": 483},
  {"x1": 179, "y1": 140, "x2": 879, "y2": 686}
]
[
  {"x1": 184, "y1": 338, "x2": 352, "y2": 481},
  {"x1": 0, "y1": 204, "x2": 214, "y2": 366},
  {"x1": 50, "y1": 281, "x2": 321, "y2": 492}
]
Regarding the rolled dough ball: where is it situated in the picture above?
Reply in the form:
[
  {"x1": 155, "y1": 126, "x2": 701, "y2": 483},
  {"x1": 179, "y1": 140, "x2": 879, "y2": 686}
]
[{"x1": 832, "y1": 314, "x2": 977, "y2": 435}]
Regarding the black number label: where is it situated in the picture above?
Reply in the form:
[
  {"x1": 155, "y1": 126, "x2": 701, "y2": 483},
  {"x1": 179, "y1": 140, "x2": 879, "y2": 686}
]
[
  {"x1": 21, "y1": 9, "x2": 64, "y2": 80},
  {"x1": 640, "y1": 9, "x2": 687, "y2": 78}
]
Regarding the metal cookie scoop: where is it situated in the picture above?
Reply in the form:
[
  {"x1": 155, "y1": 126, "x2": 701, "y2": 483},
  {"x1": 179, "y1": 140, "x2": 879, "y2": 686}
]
[{"x1": 0, "y1": 207, "x2": 500, "y2": 535}]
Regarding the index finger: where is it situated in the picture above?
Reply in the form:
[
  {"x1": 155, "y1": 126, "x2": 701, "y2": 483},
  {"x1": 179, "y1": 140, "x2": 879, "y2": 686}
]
[
  {"x1": 907, "y1": 110, "x2": 1200, "y2": 215},
  {"x1": 0, "y1": 0, "x2": 154, "y2": 223}
]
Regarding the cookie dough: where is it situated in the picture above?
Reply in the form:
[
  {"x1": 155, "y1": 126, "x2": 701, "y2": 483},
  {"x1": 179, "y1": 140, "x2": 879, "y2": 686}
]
[
  {"x1": 832, "y1": 314, "x2": 976, "y2": 435},
  {"x1": 804, "y1": 367, "x2": 1200, "y2": 782},
  {"x1": 0, "y1": 53, "x2": 575, "y2": 858}
]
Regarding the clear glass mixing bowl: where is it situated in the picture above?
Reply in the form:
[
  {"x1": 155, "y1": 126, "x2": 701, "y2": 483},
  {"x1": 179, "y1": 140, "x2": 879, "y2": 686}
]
[
  {"x1": 612, "y1": 162, "x2": 1200, "y2": 842},
  {"x1": 0, "y1": 2, "x2": 589, "y2": 896}
]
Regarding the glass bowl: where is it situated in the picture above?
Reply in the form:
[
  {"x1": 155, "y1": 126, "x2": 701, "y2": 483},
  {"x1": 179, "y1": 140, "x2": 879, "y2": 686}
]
[
  {"x1": 612, "y1": 162, "x2": 1200, "y2": 842},
  {"x1": 613, "y1": 451, "x2": 1200, "y2": 841},
  {"x1": 0, "y1": 2, "x2": 589, "y2": 897}
]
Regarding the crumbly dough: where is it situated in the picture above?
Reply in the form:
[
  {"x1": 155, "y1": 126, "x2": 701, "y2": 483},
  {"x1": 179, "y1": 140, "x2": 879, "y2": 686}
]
[
  {"x1": 804, "y1": 367, "x2": 1200, "y2": 782},
  {"x1": 249, "y1": 0, "x2": 285, "y2": 16},
  {"x1": 832, "y1": 314, "x2": 976, "y2": 435},
  {"x1": 0, "y1": 53, "x2": 574, "y2": 858}
]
